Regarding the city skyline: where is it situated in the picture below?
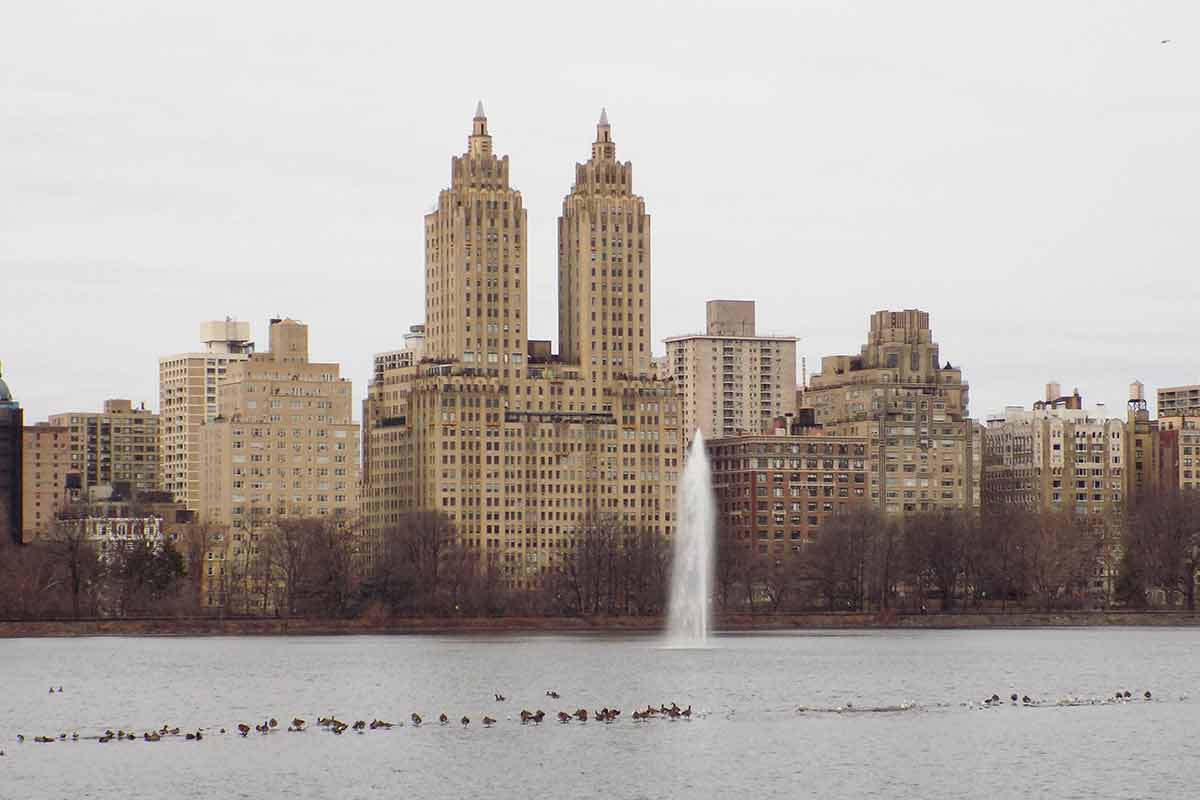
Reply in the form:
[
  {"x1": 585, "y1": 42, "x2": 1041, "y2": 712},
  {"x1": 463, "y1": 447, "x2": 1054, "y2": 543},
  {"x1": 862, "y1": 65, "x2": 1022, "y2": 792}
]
[{"x1": 4, "y1": 1, "x2": 1198, "y2": 425}]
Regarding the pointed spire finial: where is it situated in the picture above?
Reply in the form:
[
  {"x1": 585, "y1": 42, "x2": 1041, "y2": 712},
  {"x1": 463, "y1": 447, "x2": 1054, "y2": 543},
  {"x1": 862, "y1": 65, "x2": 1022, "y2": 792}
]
[
  {"x1": 599, "y1": 107, "x2": 609, "y2": 127},
  {"x1": 474, "y1": 100, "x2": 485, "y2": 119}
]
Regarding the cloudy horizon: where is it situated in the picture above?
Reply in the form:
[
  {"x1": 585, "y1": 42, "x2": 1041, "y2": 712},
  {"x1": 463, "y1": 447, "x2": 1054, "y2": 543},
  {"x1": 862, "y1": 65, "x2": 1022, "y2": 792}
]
[{"x1": 3, "y1": 0, "x2": 1198, "y2": 425}]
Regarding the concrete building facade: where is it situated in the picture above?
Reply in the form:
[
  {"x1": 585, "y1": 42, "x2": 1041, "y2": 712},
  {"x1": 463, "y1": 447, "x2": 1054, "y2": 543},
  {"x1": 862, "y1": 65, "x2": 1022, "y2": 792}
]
[
  {"x1": 423, "y1": 103, "x2": 528, "y2": 370},
  {"x1": 20, "y1": 423, "x2": 73, "y2": 544},
  {"x1": 806, "y1": 310, "x2": 978, "y2": 514},
  {"x1": 708, "y1": 425, "x2": 872, "y2": 566},
  {"x1": 159, "y1": 320, "x2": 255, "y2": 510},
  {"x1": 665, "y1": 300, "x2": 798, "y2": 443},
  {"x1": 199, "y1": 318, "x2": 360, "y2": 531},
  {"x1": 48, "y1": 399, "x2": 159, "y2": 495},
  {"x1": 557, "y1": 109, "x2": 653, "y2": 383},
  {"x1": 362, "y1": 108, "x2": 681, "y2": 591},
  {"x1": 1157, "y1": 384, "x2": 1200, "y2": 418},
  {"x1": 982, "y1": 394, "x2": 1125, "y2": 515}
]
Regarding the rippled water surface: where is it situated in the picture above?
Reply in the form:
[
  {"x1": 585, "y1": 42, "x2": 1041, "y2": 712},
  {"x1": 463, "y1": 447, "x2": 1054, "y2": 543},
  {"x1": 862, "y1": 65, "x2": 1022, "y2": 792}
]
[{"x1": 2, "y1": 629, "x2": 1198, "y2": 799}]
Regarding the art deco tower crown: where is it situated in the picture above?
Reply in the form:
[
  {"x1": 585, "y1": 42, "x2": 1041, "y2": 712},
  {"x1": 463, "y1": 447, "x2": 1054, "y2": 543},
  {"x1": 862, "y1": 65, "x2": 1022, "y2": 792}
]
[
  {"x1": 557, "y1": 110, "x2": 652, "y2": 381},
  {"x1": 423, "y1": 103, "x2": 528, "y2": 372}
]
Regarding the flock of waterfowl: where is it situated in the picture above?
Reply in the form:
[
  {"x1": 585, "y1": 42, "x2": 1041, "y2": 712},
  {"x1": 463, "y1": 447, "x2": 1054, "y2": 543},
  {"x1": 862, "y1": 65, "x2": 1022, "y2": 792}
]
[
  {"x1": 5, "y1": 688, "x2": 697, "y2": 751},
  {"x1": 0, "y1": 684, "x2": 1167, "y2": 757},
  {"x1": 796, "y1": 689, "x2": 1160, "y2": 715}
]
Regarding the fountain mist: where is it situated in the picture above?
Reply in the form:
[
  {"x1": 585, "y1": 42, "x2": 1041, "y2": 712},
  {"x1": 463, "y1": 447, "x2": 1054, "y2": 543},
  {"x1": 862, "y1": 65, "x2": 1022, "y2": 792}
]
[{"x1": 666, "y1": 430, "x2": 715, "y2": 647}]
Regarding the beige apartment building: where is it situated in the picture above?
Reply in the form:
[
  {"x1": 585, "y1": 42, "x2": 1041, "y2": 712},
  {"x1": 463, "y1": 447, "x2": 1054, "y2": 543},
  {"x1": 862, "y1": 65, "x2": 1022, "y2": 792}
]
[
  {"x1": 1157, "y1": 384, "x2": 1200, "y2": 418},
  {"x1": 199, "y1": 318, "x2": 359, "y2": 529},
  {"x1": 423, "y1": 102, "x2": 528, "y2": 371},
  {"x1": 558, "y1": 108, "x2": 654, "y2": 383},
  {"x1": 665, "y1": 300, "x2": 797, "y2": 443},
  {"x1": 805, "y1": 310, "x2": 978, "y2": 514},
  {"x1": 48, "y1": 399, "x2": 159, "y2": 495},
  {"x1": 20, "y1": 423, "x2": 73, "y2": 543},
  {"x1": 159, "y1": 320, "x2": 254, "y2": 510},
  {"x1": 983, "y1": 390, "x2": 1125, "y2": 599},
  {"x1": 982, "y1": 391, "x2": 1125, "y2": 514},
  {"x1": 362, "y1": 107, "x2": 681, "y2": 591}
]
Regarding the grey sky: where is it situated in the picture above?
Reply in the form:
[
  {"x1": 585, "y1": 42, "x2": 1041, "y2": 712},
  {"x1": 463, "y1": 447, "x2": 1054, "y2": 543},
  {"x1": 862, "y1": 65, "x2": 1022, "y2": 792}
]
[{"x1": 3, "y1": 1, "x2": 1197, "y2": 425}]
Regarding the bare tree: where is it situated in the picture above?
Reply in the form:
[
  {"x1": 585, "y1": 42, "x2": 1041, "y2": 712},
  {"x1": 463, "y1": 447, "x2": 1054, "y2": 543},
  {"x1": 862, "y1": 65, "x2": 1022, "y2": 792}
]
[
  {"x1": 1024, "y1": 510, "x2": 1089, "y2": 611},
  {"x1": 1126, "y1": 489, "x2": 1200, "y2": 609},
  {"x1": 44, "y1": 507, "x2": 101, "y2": 619}
]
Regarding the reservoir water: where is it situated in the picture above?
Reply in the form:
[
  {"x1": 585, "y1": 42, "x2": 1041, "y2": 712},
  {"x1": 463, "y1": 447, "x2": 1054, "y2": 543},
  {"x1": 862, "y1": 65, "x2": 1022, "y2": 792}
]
[{"x1": 1, "y1": 628, "x2": 1197, "y2": 799}]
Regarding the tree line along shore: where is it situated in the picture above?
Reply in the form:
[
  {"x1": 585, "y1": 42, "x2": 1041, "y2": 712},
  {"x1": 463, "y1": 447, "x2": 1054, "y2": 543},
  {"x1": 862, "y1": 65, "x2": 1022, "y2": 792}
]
[{"x1": 2, "y1": 490, "x2": 1199, "y2": 622}]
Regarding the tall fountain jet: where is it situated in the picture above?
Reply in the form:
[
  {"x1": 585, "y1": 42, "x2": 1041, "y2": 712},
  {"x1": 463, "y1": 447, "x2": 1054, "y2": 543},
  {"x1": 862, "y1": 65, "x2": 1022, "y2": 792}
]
[{"x1": 666, "y1": 431, "x2": 715, "y2": 647}]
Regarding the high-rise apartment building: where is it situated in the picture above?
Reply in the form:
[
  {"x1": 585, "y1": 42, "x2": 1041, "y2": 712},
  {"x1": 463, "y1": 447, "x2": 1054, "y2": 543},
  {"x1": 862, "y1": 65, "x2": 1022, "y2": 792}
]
[
  {"x1": 1157, "y1": 384, "x2": 1200, "y2": 418},
  {"x1": 982, "y1": 391, "x2": 1125, "y2": 599},
  {"x1": 982, "y1": 390, "x2": 1124, "y2": 514},
  {"x1": 423, "y1": 103, "x2": 528, "y2": 369},
  {"x1": 0, "y1": 364, "x2": 21, "y2": 542},
  {"x1": 1154, "y1": 415, "x2": 1200, "y2": 492},
  {"x1": 159, "y1": 320, "x2": 254, "y2": 509},
  {"x1": 806, "y1": 310, "x2": 978, "y2": 514},
  {"x1": 708, "y1": 422, "x2": 872, "y2": 566},
  {"x1": 48, "y1": 399, "x2": 159, "y2": 495},
  {"x1": 198, "y1": 318, "x2": 359, "y2": 535},
  {"x1": 665, "y1": 300, "x2": 798, "y2": 442},
  {"x1": 20, "y1": 423, "x2": 73, "y2": 544},
  {"x1": 362, "y1": 107, "x2": 681, "y2": 591},
  {"x1": 558, "y1": 109, "x2": 653, "y2": 382}
]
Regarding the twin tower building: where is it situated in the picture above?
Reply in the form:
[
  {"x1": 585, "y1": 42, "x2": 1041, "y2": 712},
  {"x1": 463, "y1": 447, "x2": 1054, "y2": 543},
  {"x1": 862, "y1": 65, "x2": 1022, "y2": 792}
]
[{"x1": 363, "y1": 105, "x2": 682, "y2": 589}]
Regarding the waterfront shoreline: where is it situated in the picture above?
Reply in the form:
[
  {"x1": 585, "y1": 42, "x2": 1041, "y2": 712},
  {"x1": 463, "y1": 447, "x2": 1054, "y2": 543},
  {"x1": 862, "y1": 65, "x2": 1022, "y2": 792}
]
[{"x1": 4, "y1": 611, "x2": 1200, "y2": 638}]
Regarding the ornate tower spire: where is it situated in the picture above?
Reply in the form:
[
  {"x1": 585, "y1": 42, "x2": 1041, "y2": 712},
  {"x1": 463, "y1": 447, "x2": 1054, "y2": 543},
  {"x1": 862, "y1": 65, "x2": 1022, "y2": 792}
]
[
  {"x1": 424, "y1": 104, "x2": 526, "y2": 369},
  {"x1": 469, "y1": 100, "x2": 491, "y2": 156},
  {"x1": 559, "y1": 109, "x2": 650, "y2": 380},
  {"x1": 592, "y1": 108, "x2": 615, "y2": 161}
]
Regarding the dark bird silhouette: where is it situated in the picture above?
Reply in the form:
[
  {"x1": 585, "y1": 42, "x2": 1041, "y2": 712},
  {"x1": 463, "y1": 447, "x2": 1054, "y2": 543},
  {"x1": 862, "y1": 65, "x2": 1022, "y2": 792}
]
[
  {"x1": 1144, "y1": 691, "x2": 1153, "y2": 700},
  {"x1": 411, "y1": 713, "x2": 422, "y2": 726},
  {"x1": 237, "y1": 724, "x2": 250, "y2": 737},
  {"x1": 461, "y1": 716, "x2": 470, "y2": 727},
  {"x1": 482, "y1": 716, "x2": 496, "y2": 726},
  {"x1": 1161, "y1": 39, "x2": 1171, "y2": 44}
]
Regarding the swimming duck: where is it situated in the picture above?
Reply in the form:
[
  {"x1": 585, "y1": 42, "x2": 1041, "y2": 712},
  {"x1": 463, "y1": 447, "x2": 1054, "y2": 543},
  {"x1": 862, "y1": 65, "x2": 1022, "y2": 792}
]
[
  {"x1": 482, "y1": 716, "x2": 496, "y2": 726},
  {"x1": 557, "y1": 712, "x2": 571, "y2": 723},
  {"x1": 411, "y1": 713, "x2": 422, "y2": 726},
  {"x1": 439, "y1": 713, "x2": 449, "y2": 725},
  {"x1": 461, "y1": 716, "x2": 470, "y2": 727}
]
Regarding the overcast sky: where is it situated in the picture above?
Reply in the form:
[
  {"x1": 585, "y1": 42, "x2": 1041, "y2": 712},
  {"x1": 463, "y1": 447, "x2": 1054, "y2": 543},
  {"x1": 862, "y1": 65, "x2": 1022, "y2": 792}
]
[{"x1": 3, "y1": 1, "x2": 1197, "y2": 425}]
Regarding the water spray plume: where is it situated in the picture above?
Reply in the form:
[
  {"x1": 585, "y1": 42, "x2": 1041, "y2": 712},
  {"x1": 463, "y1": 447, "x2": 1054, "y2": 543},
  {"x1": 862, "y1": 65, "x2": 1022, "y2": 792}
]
[{"x1": 666, "y1": 430, "x2": 715, "y2": 647}]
